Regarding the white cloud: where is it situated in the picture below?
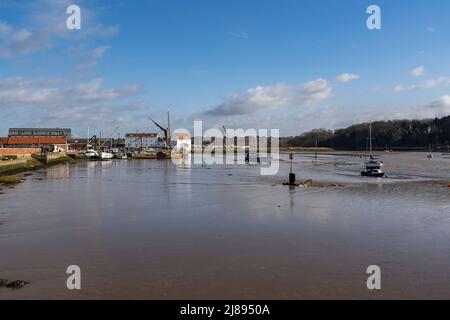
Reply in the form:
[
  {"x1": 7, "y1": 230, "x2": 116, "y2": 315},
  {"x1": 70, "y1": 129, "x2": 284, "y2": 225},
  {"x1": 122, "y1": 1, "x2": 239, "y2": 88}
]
[
  {"x1": 204, "y1": 79, "x2": 332, "y2": 116},
  {"x1": 424, "y1": 95, "x2": 450, "y2": 117},
  {"x1": 0, "y1": 75, "x2": 146, "y2": 136},
  {"x1": 353, "y1": 95, "x2": 450, "y2": 122},
  {"x1": 0, "y1": 76, "x2": 142, "y2": 109},
  {"x1": 410, "y1": 66, "x2": 425, "y2": 77},
  {"x1": 336, "y1": 73, "x2": 359, "y2": 83},
  {"x1": 0, "y1": 0, "x2": 119, "y2": 59},
  {"x1": 394, "y1": 77, "x2": 450, "y2": 92}
]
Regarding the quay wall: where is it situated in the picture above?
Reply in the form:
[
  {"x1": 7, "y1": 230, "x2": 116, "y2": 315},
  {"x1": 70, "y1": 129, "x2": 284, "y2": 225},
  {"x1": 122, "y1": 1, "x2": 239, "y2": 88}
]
[{"x1": 0, "y1": 148, "x2": 41, "y2": 158}]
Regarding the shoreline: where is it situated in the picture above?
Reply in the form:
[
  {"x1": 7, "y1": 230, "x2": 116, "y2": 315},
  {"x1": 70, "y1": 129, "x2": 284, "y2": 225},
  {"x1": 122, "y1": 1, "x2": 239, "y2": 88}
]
[{"x1": 0, "y1": 156, "x2": 72, "y2": 185}]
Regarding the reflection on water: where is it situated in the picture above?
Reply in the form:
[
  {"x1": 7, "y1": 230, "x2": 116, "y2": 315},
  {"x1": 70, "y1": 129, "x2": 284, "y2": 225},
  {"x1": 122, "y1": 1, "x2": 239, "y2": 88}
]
[
  {"x1": 0, "y1": 152, "x2": 449, "y2": 299},
  {"x1": 46, "y1": 164, "x2": 70, "y2": 179}
]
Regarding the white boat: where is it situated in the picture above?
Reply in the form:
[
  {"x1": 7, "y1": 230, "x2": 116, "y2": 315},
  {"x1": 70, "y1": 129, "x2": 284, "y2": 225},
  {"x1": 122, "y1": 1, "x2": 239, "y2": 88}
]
[
  {"x1": 361, "y1": 168, "x2": 384, "y2": 177},
  {"x1": 84, "y1": 144, "x2": 112, "y2": 160},
  {"x1": 84, "y1": 144, "x2": 100, "y2": 158},
  {"x1": 365, "y1": 156, "x2": 384, "y2": 169},
  {"x1": 361, "y1": 122, "x2": 385, "y2": 177},
  {"x1": 100, "y1": 152, "x2": 114, "y2": 159}
]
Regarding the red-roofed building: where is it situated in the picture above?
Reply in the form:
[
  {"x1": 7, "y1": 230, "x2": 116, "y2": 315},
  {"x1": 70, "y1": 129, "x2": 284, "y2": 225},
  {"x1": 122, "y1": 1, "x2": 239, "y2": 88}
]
[{"x1": 0, "y1": 136, "x2": 68, "y2": 152}]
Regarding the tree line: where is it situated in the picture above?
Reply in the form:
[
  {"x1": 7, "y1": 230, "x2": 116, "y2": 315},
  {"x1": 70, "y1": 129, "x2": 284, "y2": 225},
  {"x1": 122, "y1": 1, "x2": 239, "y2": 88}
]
[{"x1": 283, "y1": 116, "x2": 450, "y2": 150}]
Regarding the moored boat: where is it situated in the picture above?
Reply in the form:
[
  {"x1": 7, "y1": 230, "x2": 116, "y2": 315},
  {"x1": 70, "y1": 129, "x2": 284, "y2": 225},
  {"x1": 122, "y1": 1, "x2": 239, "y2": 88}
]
[
  {"x1": 361, "y1": 122, "x2": 385, "y2": 177},
  {"x1": 361, "y1": 168, "x2": 385, "y2": 177}
]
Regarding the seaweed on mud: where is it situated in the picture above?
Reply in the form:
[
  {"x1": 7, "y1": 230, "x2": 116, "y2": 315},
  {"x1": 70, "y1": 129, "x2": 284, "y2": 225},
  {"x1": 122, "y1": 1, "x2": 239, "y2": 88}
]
[
  {"x1": 0, "y1": 279, "x2": 8, "y2": 287},
  {"x1": 6, "y1": 280, "x2": 29, "y2": 289},
  {"x1": 0, "y1": 279, "x2": 29, "y2": 289}
]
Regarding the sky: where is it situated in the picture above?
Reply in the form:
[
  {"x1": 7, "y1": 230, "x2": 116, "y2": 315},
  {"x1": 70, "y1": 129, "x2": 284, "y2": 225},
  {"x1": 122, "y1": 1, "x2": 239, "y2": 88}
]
[{"x1": 1, "y1": 0, "x2": 450, "y2": 137}]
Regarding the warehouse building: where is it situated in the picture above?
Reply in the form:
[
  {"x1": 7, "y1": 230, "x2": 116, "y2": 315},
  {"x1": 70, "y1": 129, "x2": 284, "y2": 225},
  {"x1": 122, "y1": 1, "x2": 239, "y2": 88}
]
[{"x1": 8, "y1": 128, "x2": 71, "y2": 138}]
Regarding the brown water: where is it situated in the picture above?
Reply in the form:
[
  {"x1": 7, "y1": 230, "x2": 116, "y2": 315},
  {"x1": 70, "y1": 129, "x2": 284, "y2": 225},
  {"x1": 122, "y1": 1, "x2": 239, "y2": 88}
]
[{"x1": 0, "y1": 152, "x2": 449, "y2": 299}]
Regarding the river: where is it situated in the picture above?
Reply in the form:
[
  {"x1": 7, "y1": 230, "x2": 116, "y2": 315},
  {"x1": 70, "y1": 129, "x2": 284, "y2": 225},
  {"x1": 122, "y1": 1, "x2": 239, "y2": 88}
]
[{"x1": 0, "y1": 151, "x2": 449, "y2": 299}]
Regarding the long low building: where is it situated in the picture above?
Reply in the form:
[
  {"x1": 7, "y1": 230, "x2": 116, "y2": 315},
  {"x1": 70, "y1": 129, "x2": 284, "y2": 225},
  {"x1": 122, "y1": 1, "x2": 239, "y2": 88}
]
[
  {"x1": 125, "y1": 132, "x2": 166, "y2": 149},
  {"x1": 0, "y1": 136, "x2": 68, "y2": 152},
  {"x1": 8, "y1": 128, "x2": 71, "y2": 138}
]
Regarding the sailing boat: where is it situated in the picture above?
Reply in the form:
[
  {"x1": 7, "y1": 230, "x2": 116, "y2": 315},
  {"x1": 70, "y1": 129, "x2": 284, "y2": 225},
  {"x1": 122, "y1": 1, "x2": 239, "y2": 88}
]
[
  {"x1": 361, "y1": 122, "x2": 385, "y2": 177},
  {"x1": 147, "y1": 112, "x2": 176, "y2": 159}
]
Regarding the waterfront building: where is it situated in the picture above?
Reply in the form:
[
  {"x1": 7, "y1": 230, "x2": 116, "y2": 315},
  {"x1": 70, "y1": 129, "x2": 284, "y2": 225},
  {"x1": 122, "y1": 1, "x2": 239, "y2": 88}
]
[
  {"x1": 125, "y1": 132, "x2": 165, "y2": 149},
  {"x1": 0, "y1": 137, "x2": 69, "y2": 152},
  {"x1": 8, "y1": 128, "x2": 72, "y2": 138},
  {"x1": 173, "y1": 132, "x2": 191, "y2": 153}
]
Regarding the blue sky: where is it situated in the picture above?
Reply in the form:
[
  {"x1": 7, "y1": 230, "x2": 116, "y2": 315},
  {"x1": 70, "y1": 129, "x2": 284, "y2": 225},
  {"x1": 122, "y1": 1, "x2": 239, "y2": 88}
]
[{"x1": 1, "y1": 0, "x2": 450, "y2": 137}]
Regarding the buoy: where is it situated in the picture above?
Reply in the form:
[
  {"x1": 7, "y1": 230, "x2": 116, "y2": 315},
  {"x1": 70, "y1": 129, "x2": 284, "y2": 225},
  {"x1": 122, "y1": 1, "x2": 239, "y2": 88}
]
[{"x1": 448, "y1": 183, "x2": 450, "y2": 187}]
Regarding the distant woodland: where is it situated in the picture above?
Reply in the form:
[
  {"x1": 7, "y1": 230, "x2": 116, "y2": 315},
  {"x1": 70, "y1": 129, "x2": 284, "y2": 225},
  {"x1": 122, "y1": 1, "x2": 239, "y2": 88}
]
[{"x1": 282, "y1": 116, "x2": 450, "y2": 150}]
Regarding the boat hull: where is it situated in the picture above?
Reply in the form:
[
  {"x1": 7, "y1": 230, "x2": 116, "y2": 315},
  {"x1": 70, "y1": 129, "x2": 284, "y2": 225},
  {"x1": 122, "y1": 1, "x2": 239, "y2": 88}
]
[{"x1": 361, "y1": 170, "x2": 385, "y2": 177}]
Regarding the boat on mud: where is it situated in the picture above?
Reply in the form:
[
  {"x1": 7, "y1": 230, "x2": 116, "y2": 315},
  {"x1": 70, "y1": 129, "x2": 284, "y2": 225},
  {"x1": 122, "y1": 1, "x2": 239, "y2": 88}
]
[{"x1": 361, "y1": 122, "x2": 385, "y2": 178}]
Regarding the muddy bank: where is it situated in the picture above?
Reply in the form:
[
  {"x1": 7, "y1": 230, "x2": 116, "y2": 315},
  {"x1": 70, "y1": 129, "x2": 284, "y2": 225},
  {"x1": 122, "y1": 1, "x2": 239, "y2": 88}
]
[{"x1": 0, "y1": 157, "x2": 72, "y2": 183}]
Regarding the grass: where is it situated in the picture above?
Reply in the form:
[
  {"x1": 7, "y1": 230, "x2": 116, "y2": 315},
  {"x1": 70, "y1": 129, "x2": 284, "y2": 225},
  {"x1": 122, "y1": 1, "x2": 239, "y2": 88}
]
[
  {"x1": 0, "y1": 163, "x2": 27, "y2": 174},
  {"x1": 46, "y1": 156, "x2": 71, "y2": 164},
  {"x1": 0, "y1": 158, "x2": 44, "y2": 176},
  {"x1": 0, "y1": 156, "x2": 71, "y2": 185},
  {"x1": 0, "y1": 175, "x2": 21, "y2": 185}
]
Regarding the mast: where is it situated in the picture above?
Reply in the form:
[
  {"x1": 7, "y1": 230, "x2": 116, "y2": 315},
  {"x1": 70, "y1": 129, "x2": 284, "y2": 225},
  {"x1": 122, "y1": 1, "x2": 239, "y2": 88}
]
[
  {"x1": 147, "y1": 116, "x2": 169, "y2": 148},
  {"x1": 369, "y1": 121, "x2": 372, "y2": 156},
  {"x1": 289, "y1": 149, "x2": 293, "y2": 173},
  {"x1": 314, "y1": 139, "x2": 318, "y2": 162},
  {"x1": 167, "y1": 112, "x2": 171, "y2": 148}
]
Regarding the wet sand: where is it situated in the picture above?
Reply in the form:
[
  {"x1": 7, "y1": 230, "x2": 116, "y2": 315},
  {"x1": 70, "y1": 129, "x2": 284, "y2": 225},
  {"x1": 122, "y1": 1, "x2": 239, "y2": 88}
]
[{"x1": 0, "y1": 152, "x2": 449, "y2": 299}]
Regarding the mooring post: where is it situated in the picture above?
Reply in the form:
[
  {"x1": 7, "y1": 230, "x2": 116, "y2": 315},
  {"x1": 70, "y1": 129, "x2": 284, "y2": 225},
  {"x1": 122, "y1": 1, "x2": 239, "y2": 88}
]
[{"x1": 289, "y1": 149, "x2": 295, "y2": 184}]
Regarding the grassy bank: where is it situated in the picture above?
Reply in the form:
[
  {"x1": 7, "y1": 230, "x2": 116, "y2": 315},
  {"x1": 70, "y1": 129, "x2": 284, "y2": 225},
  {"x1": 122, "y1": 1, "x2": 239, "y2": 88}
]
[
  {"x1": 0, "y1": 159, "x2": 42, "y2": 176},
  {"x1": 0, "y1": 156, "x2": 72, "y2": 181},
  {"x1": 0, "y1": 175, "x2": 22, "y2": 185}
]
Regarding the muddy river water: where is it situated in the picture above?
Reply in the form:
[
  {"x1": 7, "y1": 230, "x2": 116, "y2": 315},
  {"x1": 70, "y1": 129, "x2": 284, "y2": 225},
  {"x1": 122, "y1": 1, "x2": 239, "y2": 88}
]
[{"x1": 0, "y1": 151, "x2": 449, "y2": 299}]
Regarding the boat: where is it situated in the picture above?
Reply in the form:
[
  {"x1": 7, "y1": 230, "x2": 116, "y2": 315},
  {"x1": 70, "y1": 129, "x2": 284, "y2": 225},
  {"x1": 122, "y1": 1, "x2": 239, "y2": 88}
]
[
  {"x1": 365, "y1": 155, "x2": 384, "y2": 169},
  {"x1": 84, "y1": 144, "x2": 100, "y2": 159},
  {"x1": 147, "y1": 112, "x2": 183, "y2": 159},
  {"x1": 361, "y1": 168, "x2": 384, "y2": 177},
  {"x1": 114, "y1": 153, "x2": 128, "y2": 159},
  {"x1": 361, "y1": 122, "x2": 385, "y2": 177},
  {"x1": 100, "y1": 151, "x2": 114, "y2": 159},
  {"x1": 84, "y1": 145, "x2": 113, "y2": 160}
]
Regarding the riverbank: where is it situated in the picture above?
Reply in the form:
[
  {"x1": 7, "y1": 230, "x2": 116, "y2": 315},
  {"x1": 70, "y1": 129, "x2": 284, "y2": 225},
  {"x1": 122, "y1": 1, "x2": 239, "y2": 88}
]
[{"x1": 0, "y1": 155, "x2": 72, "y2": 184}]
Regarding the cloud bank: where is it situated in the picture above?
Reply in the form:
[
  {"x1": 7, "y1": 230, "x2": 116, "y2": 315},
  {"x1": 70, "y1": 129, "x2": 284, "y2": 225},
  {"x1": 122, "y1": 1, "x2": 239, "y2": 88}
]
[{"x1": 205, "y1": 79, "x2": 332, "y2": 116}]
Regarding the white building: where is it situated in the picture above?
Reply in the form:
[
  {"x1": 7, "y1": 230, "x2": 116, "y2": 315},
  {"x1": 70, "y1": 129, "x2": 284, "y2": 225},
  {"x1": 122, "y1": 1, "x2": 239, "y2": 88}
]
[
  {"x1": 172, "y1": 132, "x2": 191, "y2": 153},
  {"x1": 125, "y1": 133, "x2": 165, "y2": 149}
]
